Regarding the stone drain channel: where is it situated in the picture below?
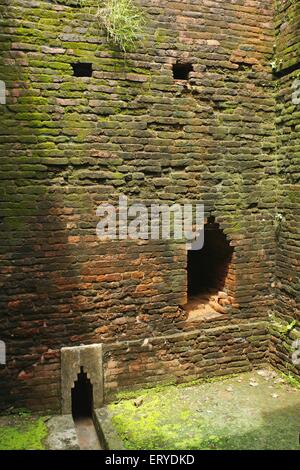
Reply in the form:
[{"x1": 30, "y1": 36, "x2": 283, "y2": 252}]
[
  {"x1": 45, "y1": 413, "x2": 103, "y2": 450},
  {"x1": 73, "y1": 416, "x2": 102, "y2": 450},
  {"x1": 46, "y1": 408, "x2": 124, "y2": 450}
]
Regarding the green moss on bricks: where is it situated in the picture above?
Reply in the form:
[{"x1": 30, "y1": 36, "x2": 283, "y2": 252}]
[
  {"x1": 112, "y1": 373, "x2": 239, "y2": 403},
  {"x1": 31, "y1": 61, "x2": 71, "y2": 71},
  {"x1": 269, "y1": 314, "x2": 298, "y2": 337},
  {"x1": 15, "y1": 113, "x2": 51, "y2": 121},
  {"x1": 154, "y1": 29, "x2": 168, "y2": 44},
  {"x1": 287, "y1": 190, "x2": 300, "y2": 203},
  {"x1": 111, "y1": 172, "x2": 124, "y2": 179},
  {"x1": 230, "y1": 221, "x2": 242, "y2": 233}
]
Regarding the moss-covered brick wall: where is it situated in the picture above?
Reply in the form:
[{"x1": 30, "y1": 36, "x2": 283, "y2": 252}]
[
  {"x1": 270, "y1": 0, "x2": 300, "y2": 379},
  {"x1": 274, "y1": 0, "x2": 300, "y2": 72},
  {"x1": 0, "y1": 0, "x2": 283, "y2": 412}
]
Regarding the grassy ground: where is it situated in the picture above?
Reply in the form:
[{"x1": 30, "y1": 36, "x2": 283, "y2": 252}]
[
  {"x1": 108, "y1": 369, "x2": 300, "y2": 450},
  {"x1": 0, "y1": 412, "x2": 48, "y2": 450}
]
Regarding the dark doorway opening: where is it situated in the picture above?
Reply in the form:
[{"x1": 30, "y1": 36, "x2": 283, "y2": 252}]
[
  {"x1": 188, "y1": 219, "x2": 233, "y2": 296},
  {"x1": 71, "y1": 367, "x2": 93, "y2": 419},
  {"x1": 71, "y1": 62, "x2": 93, "y2": 77},
  {"x1": 186, "y1": 218, "x2": 234, "y2": 319},
  {"x1": 172, "y1": 62, "x2": 193, "y2": 80}
]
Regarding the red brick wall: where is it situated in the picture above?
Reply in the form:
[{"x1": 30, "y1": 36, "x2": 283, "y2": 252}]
[
  {"x1": 270, "y1": 0, "x2": 300, "y2": 378},
  {"x1": 0, "y1": 0, "x2": 280, "y2": 412}
]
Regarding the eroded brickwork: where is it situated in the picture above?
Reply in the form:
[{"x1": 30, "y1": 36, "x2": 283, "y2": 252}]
[
  {"x1": 103, "y1": 321, "x2": 269, "y2": 401},
  {"x1": 0, "y1": 0, "x2": 298, "y2": 412},
  {"x1": 274, "y1": 0, "x2": 300, "y2": 71},
  {"x1": 270, "y1": 0, "x2": 300, "y2": 377}
]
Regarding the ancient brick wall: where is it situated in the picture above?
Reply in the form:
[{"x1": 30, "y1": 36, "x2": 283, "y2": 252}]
[
  {"x1": 270, "y1": 0, "x2": 300, "y2": 377},
  {"x1": 0, "y1": 0, "x2": 280, "y2": 412},
  {"x1": 274, "y1": 0, "x2": 300, "y2": 71},
  {"x1": 103, "y1": 320, "x2": 269, "y2": 401}
]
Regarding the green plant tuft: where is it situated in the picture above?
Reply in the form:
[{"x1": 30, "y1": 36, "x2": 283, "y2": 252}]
[
  {"x1": 96, "y1": 0, "x2": 145, "y2": 52},
  {"x1": 280, "y1": 371, "x2": 300, "y2": 390},
  {"x1": 270, "y1": 314, "x2": 297, "y2": 336}
]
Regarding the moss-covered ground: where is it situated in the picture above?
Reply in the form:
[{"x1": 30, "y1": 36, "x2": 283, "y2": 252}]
[
  {"x1": 108, "y1": 369, "x2": 300, "y2": 450},
  {"x1": 0, "y1": 412, "x2": 48, "y2": 450},
  {"x1": 0, "y1": 369, "x2": 299, "y2": 450}
]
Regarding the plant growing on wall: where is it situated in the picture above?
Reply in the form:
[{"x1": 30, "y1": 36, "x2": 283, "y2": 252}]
[
  {"x1": 270, "y1": 314, "x2": 297, "y2": 337},
  {"x1": 96, "y1": 0, "x2": 145, "y2": 52}
]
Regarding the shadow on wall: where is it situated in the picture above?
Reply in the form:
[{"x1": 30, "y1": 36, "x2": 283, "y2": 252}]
[{"x1": 0, "y1": 3, "x2": 91, "y2": 412}]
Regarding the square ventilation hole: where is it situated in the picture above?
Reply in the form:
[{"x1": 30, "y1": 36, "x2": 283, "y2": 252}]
[
  {"x1": 172, "y1": 62, "x2": 193, "y2": 80},
  {"x1": 71, "y1": 62, "x2": 93, "y2": 77}
]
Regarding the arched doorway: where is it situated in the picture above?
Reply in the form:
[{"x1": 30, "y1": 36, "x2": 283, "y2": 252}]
[
  {"x1": 186, "y1": 218, "x2": 234, "y2": 319},
  {"x1": 71, "y1": 367, "x2": 93, "y2": 419}
]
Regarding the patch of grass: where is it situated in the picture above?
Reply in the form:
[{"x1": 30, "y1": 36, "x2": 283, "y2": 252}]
[
  {"x1": 96, "y1": 0, "x2": 146, "y2": 52},
  {"x1": 280, "y1": 371, "x2": 300, "y2": 390},
  {"x1": 0, "y1": 417, "x2": 48, "y2": 450}
]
